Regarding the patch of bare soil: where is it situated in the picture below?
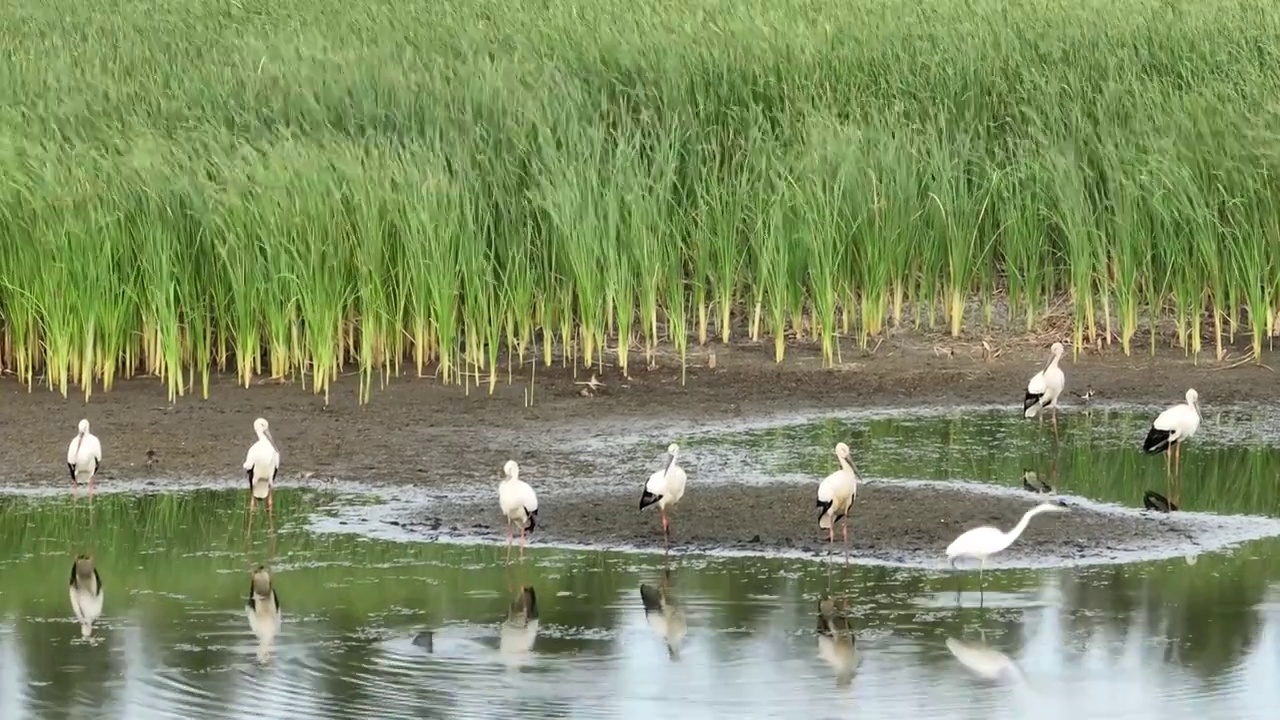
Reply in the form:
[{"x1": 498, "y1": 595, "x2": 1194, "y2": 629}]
[{"x1": 409, "y1": 481, "x2": 1198, "y2": 566}]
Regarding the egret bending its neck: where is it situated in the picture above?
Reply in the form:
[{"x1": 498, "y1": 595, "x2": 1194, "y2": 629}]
[{"x1": 995, "y1": 503, "x2": 1066, "y2": 553}]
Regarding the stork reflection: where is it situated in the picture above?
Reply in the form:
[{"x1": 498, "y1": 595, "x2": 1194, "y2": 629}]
[
  {"x1": 816, "y1": 595, "x2": 859, "y2": 687},
  {"x1": 639, "y1": 567, "x2": 686, "y2": 660}
]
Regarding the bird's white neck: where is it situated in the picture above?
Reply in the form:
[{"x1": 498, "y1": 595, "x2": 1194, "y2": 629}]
[
  {"x1": 837, "y1": 456, "x2": 853, "y2": 473},
  {"x1": 1002, "y1": 504, "x2": 1059, "y2": 550}
]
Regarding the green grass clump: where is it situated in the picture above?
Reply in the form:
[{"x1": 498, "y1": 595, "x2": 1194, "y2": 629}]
[{"x1": 1, "y1": 0, "x2": 1279, "y2": 403}]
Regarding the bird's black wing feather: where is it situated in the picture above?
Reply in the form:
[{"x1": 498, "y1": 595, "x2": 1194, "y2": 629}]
[{"x1": 1142, "y1": 426, "x2": 1173, "y2": 454}]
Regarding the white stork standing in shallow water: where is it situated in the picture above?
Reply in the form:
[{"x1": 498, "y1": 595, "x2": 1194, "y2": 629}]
[
  {"x1": 498, "y1": 460, "x2": 539, "y2": 560},
  {"x1": 1142, "y1": 388, "x2": 1200, "y2": 505},
  {"x1": 639, "y1": 443, "x2": 688, "y2": 545},
  {"x1": 1023, "y1": 342, "x2": 1066, "y2": 434},
  {"x1": 816, "y1": 442, "x2": 859, "y2": 549},
  {"x1": 66, "y1": 419, "x2": 102, "y2": 492},
  {"x1": 243, "y1": 418, "x2": 280, "y2": 514}
]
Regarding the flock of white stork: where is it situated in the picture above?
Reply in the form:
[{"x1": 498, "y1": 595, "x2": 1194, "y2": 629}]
[{"x1": 59, "y1": 341, "x2": 1202, "y2": 602}]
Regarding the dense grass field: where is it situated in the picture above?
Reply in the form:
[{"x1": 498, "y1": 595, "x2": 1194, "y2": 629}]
[{"x1": 1, "y1": 0, "x2": 1279, "y2": 402}]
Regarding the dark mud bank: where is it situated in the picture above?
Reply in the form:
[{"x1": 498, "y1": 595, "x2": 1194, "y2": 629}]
[{"x1": 394, "y1": 481, "x2": 1249, "y2": 567}]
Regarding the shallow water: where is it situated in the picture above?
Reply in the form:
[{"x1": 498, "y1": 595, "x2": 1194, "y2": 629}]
[
  {"x1": 668, "y1": 403, "x2": 1280, "y2": 516},
  {"x1": 4, "y1": 407, "x2": 1280, "y2": 719}
]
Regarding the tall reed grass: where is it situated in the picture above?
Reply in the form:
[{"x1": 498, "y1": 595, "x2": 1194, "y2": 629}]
[{"x1": 1, "y1": 0, "x2": 1279, "y2": 402}]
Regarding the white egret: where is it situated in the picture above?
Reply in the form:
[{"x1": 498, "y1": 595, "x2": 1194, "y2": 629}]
[
  {"x1": 69, "y1": 554, "x2": 104, "y2": 638},
  {"x1": 245, "y1": 566, "x2": 282, "y2": 662},
  {"x1": 66, "y1": 419, "x2": 102, "y2": 492},
  {"x1": 639, "y1": 579, "x2": 687, "y2": 660},
  {"x1": 243, "y1": 418, "x2": 280, "y2": 514},
  {"x1": 498, "y1": 460, "x2": 538, "y2": 558},
  {"x1": 945, "y1": 500, "x2": 1069, "y2": 591},
  {"x1": 1023, "y1": 342, "x2": 1066, "y2": 430},
  {"x1": 639, "y1": 443, "x2": 688, "y2": 543},
  {"x1": 816, "y1": 442, "x2": 858, "y2": 546}
]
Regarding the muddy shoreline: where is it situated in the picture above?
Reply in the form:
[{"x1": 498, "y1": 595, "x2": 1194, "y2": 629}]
[
  {"x1": 2, "y1": 336, "x2": 1276, "y2": 561},
  {"x1": 401, "y1": 482, "x2": 1211, "y2": 566}
]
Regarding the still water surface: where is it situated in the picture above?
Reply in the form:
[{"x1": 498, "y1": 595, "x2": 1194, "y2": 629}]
[{"x1": 3, "y1": 407, "x2": 1280, "y2": 719}]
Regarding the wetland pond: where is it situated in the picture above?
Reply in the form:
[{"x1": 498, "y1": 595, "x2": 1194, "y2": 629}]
[{"x1": 3, "y1": 404, "x2": 1280, "y2": 719}]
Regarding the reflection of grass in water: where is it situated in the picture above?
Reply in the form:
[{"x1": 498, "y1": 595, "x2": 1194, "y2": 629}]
[
  {"x1": 0, "y1": 490, "x2": 793, "y2": 630},
  {"x1": 697, "y1": 410, "x2": 1280, "y2": 516},
  {"x1": 2, "y1": 489, "x2": 1279, "y2": 690},
  {"x1": 1059, "y1": 537, "x2": 1280, "y2": 680}
]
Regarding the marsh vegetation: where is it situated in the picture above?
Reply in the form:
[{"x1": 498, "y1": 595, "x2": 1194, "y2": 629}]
[{"x1": 2, "y1": 0, "x2": 1278, "y2": 403}]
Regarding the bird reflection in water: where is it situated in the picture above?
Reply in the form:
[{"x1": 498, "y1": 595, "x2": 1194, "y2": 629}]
[
  {"x1": 246, "y1": 565, "x2": 283, "y2": 663},
  {"x1": 498, "y1": 585, "x2": 539, "y2": 666},
  {"x1": 945, "y1": 633, "x2": 1025, "y2": 686},
  {"x1": 411, "y1": 630, "x2": 435, "y2": 652},
  {"x1": 1142, "y1": 490, "x2": 1178, "y2": 513},
  {"x1": 639, "y1": 568, "x2": 687, "y2": 660},
  {"x1": 69, "y1": 554, "x2": 104, "y2": 639},
  {"x1": 815, "y1": 595, "x2": 858, "y2": 687}
]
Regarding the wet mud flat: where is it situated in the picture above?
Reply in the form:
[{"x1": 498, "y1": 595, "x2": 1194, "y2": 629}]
[
  {"x1": 404, "y1": 480, "x2": 1218, "y2": 566},
  {"x1": 2, "y1": 338, "x2": 1278, "y2": 563}
]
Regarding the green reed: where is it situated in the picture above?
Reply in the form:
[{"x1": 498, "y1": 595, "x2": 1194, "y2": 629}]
[{"x1": 1, "y1": 0, "x2": 1279, "y2": 403}]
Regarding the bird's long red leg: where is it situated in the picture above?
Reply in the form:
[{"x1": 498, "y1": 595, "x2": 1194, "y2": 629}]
[
  {"x1": 506, "y1": 523, "x2": 513, "y2": 562},
  {"x1": 1174, "y1": 444, "x2": 1183, "y2": 505},
  {"x1": 519, "y1": 526, "x2": 527, "y2": 560},
  {"x1": 268, "y1": 488, "x2": 274, "y2": 515},
  {"x1": 842, "y1": 519, "x2": 850, "y2": 564}
]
